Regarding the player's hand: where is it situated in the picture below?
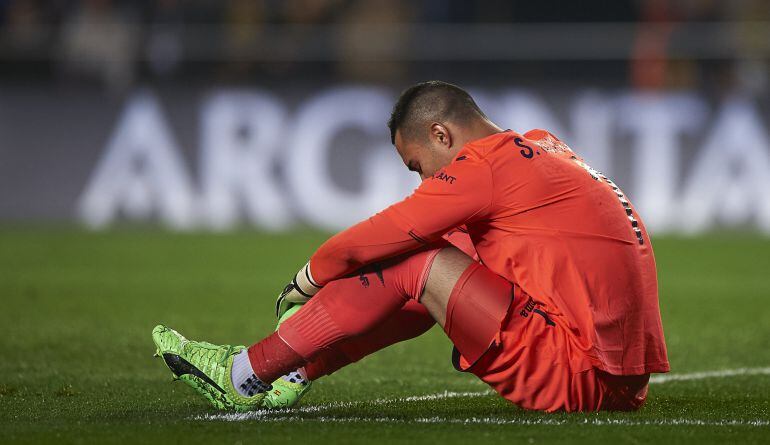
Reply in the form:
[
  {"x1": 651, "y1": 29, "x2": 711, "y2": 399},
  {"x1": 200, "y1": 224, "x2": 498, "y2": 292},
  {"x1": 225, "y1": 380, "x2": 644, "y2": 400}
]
[{"x1": 275, "y1": 262, "x2": 322, "y2": 318}]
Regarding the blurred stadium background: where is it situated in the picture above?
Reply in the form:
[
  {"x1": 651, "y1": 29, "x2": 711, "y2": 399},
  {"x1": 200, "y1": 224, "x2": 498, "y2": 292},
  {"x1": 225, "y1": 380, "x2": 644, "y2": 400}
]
[
  {"x1": 2, "y1": 1, "x2": 770, "y2": 443},
  {"x1": 1, "y1": 0, "x2": 769, "y2": 233}
]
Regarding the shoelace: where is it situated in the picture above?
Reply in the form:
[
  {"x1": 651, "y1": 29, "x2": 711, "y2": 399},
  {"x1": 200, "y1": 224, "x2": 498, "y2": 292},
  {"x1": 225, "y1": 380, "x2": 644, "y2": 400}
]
[{"x1": 183, "y1": 341, "x2": 238, "y2": 382}]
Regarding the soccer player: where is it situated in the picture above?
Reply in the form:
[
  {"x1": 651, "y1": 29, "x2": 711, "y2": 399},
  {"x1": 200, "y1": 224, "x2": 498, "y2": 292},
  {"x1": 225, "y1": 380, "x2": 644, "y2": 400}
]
[{"x1": 152, "y1": 81, "x2": 669, "y2": 412}]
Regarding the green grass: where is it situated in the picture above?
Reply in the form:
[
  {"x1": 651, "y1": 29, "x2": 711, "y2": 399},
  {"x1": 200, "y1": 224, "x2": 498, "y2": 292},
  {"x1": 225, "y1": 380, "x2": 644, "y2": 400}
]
[{"x1": 1, "y1": 228, "x2": 769, "y2": 444}]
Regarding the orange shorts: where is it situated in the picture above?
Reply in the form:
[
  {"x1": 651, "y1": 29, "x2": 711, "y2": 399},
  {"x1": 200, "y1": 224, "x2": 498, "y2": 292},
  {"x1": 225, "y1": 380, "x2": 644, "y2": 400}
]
[{"x1": 449, "y1": 284, "x2": 649, "y2": 413}]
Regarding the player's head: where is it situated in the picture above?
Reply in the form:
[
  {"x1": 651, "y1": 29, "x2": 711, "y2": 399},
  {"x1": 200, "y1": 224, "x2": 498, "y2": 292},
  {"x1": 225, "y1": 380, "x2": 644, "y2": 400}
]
[{"x1": 388, "y1": 80, "x2": 491, "y2": 179}]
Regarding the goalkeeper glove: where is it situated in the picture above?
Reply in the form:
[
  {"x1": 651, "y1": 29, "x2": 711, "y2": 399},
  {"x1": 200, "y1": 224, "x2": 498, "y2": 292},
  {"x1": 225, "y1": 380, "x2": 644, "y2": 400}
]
[{"x1": 275, "y1": 262, "x2": 322, "y2": 319}]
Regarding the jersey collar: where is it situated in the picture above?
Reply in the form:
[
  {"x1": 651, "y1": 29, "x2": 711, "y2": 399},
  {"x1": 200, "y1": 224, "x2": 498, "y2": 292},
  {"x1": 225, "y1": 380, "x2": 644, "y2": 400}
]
[{"x1": 457, "y1": 130, "x2": 515, "y2": 159}]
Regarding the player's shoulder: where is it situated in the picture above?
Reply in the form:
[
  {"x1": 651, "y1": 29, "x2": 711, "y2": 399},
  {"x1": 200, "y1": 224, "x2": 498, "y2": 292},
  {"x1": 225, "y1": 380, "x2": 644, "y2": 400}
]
[
  {"x1": 461, "y1": 129, "x2": 570, "y2": 156},
  {"x1": 521, "y1": 129, "x2": 574, "y2": 155},
  {"x1": 457, "y1": 129, "x2": 569, "y2": 163}
]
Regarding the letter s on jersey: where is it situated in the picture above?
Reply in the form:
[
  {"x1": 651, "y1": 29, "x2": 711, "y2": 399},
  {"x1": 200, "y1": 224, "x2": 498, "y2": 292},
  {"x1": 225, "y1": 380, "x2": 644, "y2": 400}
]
[{"x1": 514, "y1": 137, "x2": 534, "y2": 159}]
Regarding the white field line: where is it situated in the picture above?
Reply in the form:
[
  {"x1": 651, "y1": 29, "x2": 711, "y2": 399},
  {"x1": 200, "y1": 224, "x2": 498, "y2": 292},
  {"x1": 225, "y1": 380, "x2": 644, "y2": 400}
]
[
  {"x1": 649, "y1": 366, "x2": 770, "y2": 384},
  {"x1": 209, "y1": 390, "x2": 495, "y2": 417},
  {"x1": 197, "y1": 366, "x2": 770, "y2": 425},
  {"x1": 199, "y1": 414, "x2": 769, "y2": 427}
]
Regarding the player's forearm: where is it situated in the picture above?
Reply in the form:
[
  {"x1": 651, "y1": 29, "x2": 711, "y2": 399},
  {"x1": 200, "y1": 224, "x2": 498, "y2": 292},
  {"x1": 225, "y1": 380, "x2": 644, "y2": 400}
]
[
  {"x1": 309, "y1": 211, "x2": 424, "y2": 286},
  {"x1": 275, "y1": 211, "x2": 422, "y2": 319}
]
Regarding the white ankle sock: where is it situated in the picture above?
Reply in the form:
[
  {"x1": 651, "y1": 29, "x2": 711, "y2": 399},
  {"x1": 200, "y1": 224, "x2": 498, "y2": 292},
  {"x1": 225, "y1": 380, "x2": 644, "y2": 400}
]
[
  {"x1": 280, "y1": 367, "x2": 309, "y2": 386},
  {"x1": 230, "y1": 349, "x2": 270, "y2": 397}
]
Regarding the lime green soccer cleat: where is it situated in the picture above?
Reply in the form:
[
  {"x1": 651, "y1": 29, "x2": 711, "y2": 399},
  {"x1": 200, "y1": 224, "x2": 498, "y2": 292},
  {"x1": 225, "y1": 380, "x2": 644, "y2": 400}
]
[
  {"x1": 262, "y1": 374, "x2": 311, "y2": 408},
  {"x1": 261, "y1": 304, "x2": 313, "y2": 409},
  {"x1": 152, "y1": 325, "x2": 265, "y2": 412}
]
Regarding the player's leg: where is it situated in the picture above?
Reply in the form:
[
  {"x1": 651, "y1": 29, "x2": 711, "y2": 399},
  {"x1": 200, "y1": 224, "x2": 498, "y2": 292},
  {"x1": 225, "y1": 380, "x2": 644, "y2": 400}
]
[
  {"x1": 302, "y1": 247, "x2": 507, "y2": 378},
  {"x1": 247, "y1": 246, "x2": 511, "y2": 387},
  {"x1": 284, "y1": 230, "x2": 478, "y2": 383},
  {"x1": 152, "y1": 245, "x2": 513, "y2": 411},
  {"x1": 303, "y1": 300, "x2": 435, "y2": 380},
  {"x1": 271, "y1": 247, "x2": 442, "y2": 370},
  {"x1": 420, "y1": 247, "x2": 475, "y2": 327},
  {"x1": 151, "y1": 247, "x2": 444, "y2": 410},
  {"x1": 262, "y1": 262, "x2": 443, "y2": 408},
  {"x1": 262, "y1": 300, "x2": 435, "y2": 408},
  {"x1": 420, "y1": 247, "x2": 514, "y2": 366}
]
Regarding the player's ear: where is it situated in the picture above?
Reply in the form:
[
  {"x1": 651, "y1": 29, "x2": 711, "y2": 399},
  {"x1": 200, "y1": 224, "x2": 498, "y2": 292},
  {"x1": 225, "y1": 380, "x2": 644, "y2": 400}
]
[{"x1": 430, "y1": 123, "x2": 452, "y2": 148}]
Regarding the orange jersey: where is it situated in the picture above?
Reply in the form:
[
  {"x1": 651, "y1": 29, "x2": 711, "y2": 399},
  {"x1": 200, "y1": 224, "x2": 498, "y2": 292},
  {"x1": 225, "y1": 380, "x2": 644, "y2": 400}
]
[{"x1": 309, "y1": 130, "x2": 669, "y2": 375}]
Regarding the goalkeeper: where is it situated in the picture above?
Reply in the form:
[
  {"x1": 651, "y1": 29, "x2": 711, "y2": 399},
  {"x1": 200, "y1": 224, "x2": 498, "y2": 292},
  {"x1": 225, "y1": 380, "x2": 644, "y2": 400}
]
[{"x1": 152, "y1": 81, "x2": 669, "y2": 412}]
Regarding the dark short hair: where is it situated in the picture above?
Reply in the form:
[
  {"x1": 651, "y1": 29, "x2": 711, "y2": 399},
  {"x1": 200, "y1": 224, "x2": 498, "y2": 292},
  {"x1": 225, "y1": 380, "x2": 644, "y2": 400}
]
[{"x1": 387, "y1": 81, "x2": 486, "y2": 145}]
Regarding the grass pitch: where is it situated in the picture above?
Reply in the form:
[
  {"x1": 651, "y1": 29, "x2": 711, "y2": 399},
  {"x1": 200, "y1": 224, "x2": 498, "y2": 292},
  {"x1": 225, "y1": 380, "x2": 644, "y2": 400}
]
[{"x1": 1, "y1": 228, "x2": 769, "y2": 444}]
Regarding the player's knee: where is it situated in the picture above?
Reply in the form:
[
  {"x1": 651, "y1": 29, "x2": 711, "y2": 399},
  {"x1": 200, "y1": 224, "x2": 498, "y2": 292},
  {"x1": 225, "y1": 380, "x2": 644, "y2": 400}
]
[
  {"x1": 434, "y1": 246, "x2": 476, "y2": 271},
  {"x1": 415, "y1": 246, "x2": 476, "y2": 326},
  {"x1": 440, "y1": 261, "x2": 514, "y2": 365},
  {"x1": 422, "y1": 246, "x2": 475, "y2": 305}
]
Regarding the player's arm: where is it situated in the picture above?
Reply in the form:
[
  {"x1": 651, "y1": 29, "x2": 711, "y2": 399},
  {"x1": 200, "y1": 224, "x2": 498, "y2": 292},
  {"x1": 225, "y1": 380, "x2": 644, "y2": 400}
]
[
  {"x1": 275, "y1": 158, "x2": 492, "y2": 314},
  {"x1": 307, "y1": 157, "x2": 494, "y2": 286}
]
